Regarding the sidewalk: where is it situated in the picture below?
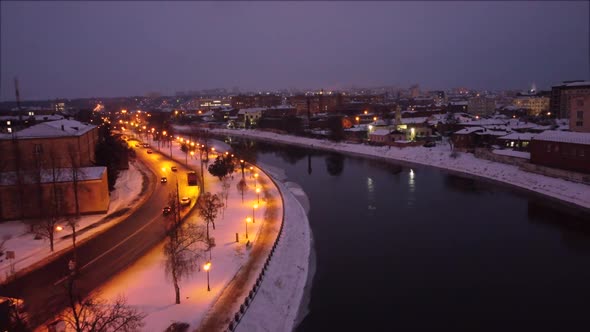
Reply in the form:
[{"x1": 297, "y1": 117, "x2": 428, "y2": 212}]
[
  {"x1": 0, "y1": 160, "x2": 153, "y2": 284},
  {"x1": 96, "y1": 134, "x2": 284, "y2": 331}
]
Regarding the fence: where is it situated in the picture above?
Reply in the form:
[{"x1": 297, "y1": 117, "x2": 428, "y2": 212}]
[{"x1": 225, "y1": 163, "x2": 286, "y2": 332}]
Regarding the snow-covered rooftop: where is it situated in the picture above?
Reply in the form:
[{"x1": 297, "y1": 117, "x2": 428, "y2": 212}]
[
  {"x1": 370, "y1": 129, "x2": 391, "y2": 136},
  {"x1": 454, "y1": 127, "x2": 484, "y2": 135},
  {"x1": 533, "y1": 130, "x2": 590, "y2": 145},
  {"x1": 10, "y1": 119, "x2": 95, "y2": 139},
  {"x1": 499, "y1": 133, "x2": 537, "y2": 141},
  {"x1": 401, "y1": 117, "x2": 428, "y2": 124}
]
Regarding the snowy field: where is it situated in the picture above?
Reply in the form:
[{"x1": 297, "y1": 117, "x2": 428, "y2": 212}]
[{"x1": 0, "y1": 161, "x2": 148, "y2": 283}]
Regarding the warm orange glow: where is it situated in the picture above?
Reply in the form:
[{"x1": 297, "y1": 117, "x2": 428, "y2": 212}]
[
  {"x1": 373, "y1": 116, "x2": 377, "y2": 121},
  {"x1": 253, "y1": 203, "x2": 258, "y2": 209},
  {"x1": 364, "y1": 110, "x2": 368, "y2": 115},
  {"x1": 254, "y1": 173, "x2": 259, "y2": 179},
  {"x1": 163, "y1": 131, "x2": 167, "y2": 136},
  {"x1": 211, "y1": 147, "x2": 215, "y2": 152},
  {"x1": 246, "y1": 217, "x2": 252, "y2": 223},
  {"x1": 203, "y1": 262, "x2": 211, "y2": 271},
  {"x1": 56, "y1": 226, "x2": 63, "y2": 231},
  {"x1": 355, "y1": 116, "x2": 360, "y2": 121},
  {"x1": 256, "y1": 188, "x2": 261, "y2": 194}
]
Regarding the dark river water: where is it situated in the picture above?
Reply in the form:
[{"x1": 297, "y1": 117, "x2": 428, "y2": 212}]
[{"x1": 227, "y1": 137, "x2": 590, "y2": 332}]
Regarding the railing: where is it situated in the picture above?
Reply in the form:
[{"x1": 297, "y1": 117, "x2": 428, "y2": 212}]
[{"x1": 225, "y1": 164, "x2": 286, "y2": 332}]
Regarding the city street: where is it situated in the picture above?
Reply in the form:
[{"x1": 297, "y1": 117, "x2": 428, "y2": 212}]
[{"x1": 0, "y1": 139, "x2": 198, "y2": 328}]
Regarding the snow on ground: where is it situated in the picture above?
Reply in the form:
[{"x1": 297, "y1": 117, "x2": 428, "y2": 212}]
[
  {"x1": 210, "y1": 128, "x2": 590, "y2": 211},
  {"x1": 0, "y1": 161, "x2": 147, "y2": 283},
  {"x1": 97, "y1": 136, "x2": 283, "y2": 331},
  {"x1": 236, "y1": 180, "x2": 312, "y2": 332},
  {"x1": 492, "y1": 149, "x2": 531, "y2": 159}
]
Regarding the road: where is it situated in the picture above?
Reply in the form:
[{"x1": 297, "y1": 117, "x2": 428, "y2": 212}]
[{"x1": 0, "y1": 139, "x2": 199, "y2": 328}]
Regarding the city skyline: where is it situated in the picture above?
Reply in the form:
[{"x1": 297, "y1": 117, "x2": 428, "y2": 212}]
[{"x1": 1, "y1": 1, "x2": 588, "y2": 101}]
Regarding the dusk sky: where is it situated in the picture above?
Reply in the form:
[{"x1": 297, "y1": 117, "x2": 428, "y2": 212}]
[{"x1": 1, "y1": 1, "x2": 588, "y2": 101}]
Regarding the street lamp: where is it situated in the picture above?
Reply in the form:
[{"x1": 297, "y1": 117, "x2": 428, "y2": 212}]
[
  {"x1": 245, "y1": 217, "x2": 252, "y2": 239},
  {"x1": 249, "y1": 166, "x2": 253, "y2": 178},
  {"x1": 240, "y1": 160, "x2": 245, "y2": 178},
  {"x1": 252, "y1": 203, "x2": 258, "y2": 223},
  {"x1": 254, "y1": 173, "x2": 259, "y2": 188},
  {"x1": 256, "y1": 188, "x2": 261, "y2": 204},
  {"x1": 203, "y1": 261, "x2": 211, "y2": 292}
]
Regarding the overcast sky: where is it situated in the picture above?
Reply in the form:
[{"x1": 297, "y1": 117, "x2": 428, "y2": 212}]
[{"x1": 1, "y1": 1, "x2": 588, "y2": 101}]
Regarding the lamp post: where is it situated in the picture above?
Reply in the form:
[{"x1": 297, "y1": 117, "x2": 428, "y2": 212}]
[
  {"x1": 256, "y1": 188, "x2": 261, "y2": 204},
  {"x1": 254, "y1": 173, "x2": 259, "y2": 188},
  {"x1": 245, "y1": 217, "x2": 251, "y2": 239},
  {"x1": 249, "y1": 166, "x2": 253, "y2": 178},
  {"x1": 252, "y1": 203, "x2": 258, "y2": 223},
  {"x1": 240, "y1": 160, "x2": 245, "y2": 178},
  {"x1": 203, "y1": 261, "x2": 211, "y2": 292}
]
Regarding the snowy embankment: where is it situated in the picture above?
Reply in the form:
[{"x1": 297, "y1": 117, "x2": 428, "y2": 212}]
[
  {"x1": 211, "y1": 128, "x2": 590, "y2": 212},
  {"x1": 236, "y1": 170, "x2": 313, "y2": 332},
  {"x1": 0, "y1": 161, "x2": 148, "y2": 283}
]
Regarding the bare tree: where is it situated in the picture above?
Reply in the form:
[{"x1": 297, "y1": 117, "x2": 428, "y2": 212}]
[
  {"x1": 220, "y1": 178, "x2": 231, "y2": 218},
  {"x1": 163, "y1": 189, "x2": 208, "y2": 304},
  {"x1": 196, "y1": 192, "x2": 223, "y2": 236},
  {"x1": 163, "y1": 222, "x2": 208, "y2": 304},
  {"x1": 236, "y1": 178, "x2": 247, "y2": 203},
  {"x1": 31, "y1": 149, "x2": 64, "y2": 252},
  {"x1": 61, "y1": 275, "x2": 145, "y2": 332},
  {"x1": 66, "y1": 144, "x2": 85, "y2": 260}
]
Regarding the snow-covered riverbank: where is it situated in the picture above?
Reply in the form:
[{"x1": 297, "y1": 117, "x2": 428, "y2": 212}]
[{"x1": 209, "y1": 128, "x2": 590, "y2": 212}]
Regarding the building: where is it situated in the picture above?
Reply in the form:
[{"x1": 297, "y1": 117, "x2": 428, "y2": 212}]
[
  {"x1": 230, "y1": 94, "x2": 282, "y2": 109},
  {"x1": 529, "y1": 130, "x2": 590, "y2": 173},
  {"x1": 287, "y1": 93, "x2": 345, "y2": 115},
  {"x1": 468, "y1": 95, "x2": 496, "y2": 116},
  {"x1": 550, "y1": 81, "x2": 590, "y2": 118},
  {"x1": 0, "y1": 119, "x2": 108, "y2": 221},
  {"x1": 236, "y1": 108, "x2": 264, "y2": 128},
  {"x1": 0, "y1": 166, "x2": 109, "y2": 220},
  {"x1": 569, "y1": 95, "x2": 590, "y2": 132},
  {"x1": 512, "y1": 95, "x2": 550, "y2": 116}
]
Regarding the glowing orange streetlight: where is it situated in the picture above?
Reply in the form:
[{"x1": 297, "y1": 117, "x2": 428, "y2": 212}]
[
  {"x1": 203, "y1": 261, "x2": 211, "y2": 291},
  {"x1": 256, "y1": 187, "x2": 261, "y2": 204},
  {"x1": 252, "y1": 203, "x2": 258, "y2": 223},
  {"x1": 245, "y1": 217, "x2": 252, "y2": 239}
]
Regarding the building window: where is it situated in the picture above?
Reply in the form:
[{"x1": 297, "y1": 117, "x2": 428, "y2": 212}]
[
  {"x1": 577, "y1": 99, "x2": 584, "y2": 107},
  {"x1": 33, "y1": 144, "x2": 43, "y2": 154},
  {"x1": 546, "y1": 144, "x2": 551, "y2": 152},
  {"x1": 576, "y1": 121, "x2": 584, "y2": 127},
  {"x1": 580, "y1": 149, "x2": 586, "y2": 157},
  {"x1": 577, "y1": 111, "x2": 584, "y2": 119}
]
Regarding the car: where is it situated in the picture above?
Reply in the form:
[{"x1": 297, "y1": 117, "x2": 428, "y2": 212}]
[
  {"x1": 162, "y1": 206, "x2": 171, "y2": 215},
  {"x1": 180, "y1": 197, "x2": 191, "y2": 206},
  {"x1": 161, "y1": 176, "x2": 167, "y2": 183},
  {"x1": 135, "y1": 143, "x2": 140, "y2": 148},
  {"x1": 171, "y1": 166, "x2": 178, "y2": 172},
  {"x1": 423, "y1": 141, "x2": 436, "y2": 148},
  {"x1": 143, "y1": 143, "x2": 150, "y2": 148},
  {"x1": 147, "y1": 150, "x2": 153, "y2": 154}
]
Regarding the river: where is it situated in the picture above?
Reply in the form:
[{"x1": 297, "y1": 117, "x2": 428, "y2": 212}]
[{"x1": 227, "y1": 137, "x2": 590, "y2": 332}]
